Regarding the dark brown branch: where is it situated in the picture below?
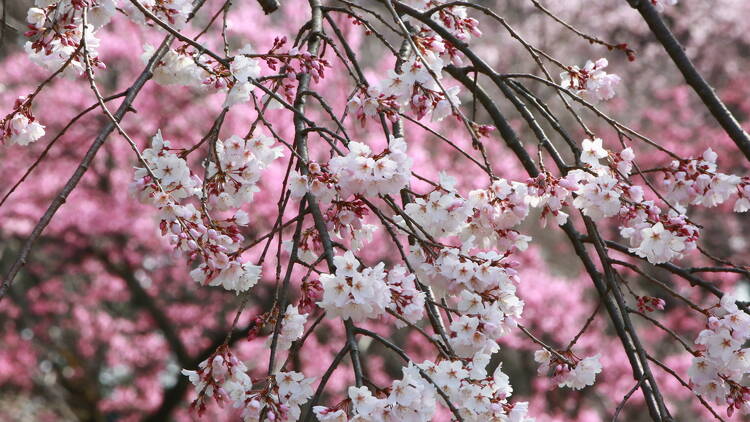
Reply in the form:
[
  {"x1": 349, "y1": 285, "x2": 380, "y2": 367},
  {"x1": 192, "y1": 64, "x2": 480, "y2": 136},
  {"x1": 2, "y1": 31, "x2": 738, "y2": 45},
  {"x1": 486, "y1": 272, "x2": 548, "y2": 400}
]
[{"x1": 626, "y1": 0, "x2": 750, "y2": 162}]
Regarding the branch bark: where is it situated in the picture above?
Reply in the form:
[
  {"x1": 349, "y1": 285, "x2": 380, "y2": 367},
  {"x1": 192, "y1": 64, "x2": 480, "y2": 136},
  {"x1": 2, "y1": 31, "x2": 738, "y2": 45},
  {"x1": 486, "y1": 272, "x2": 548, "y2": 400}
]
[
  {"x1": 626, "y1": 0, "x2": 750, "y2": 161},
  {"x1": 0, "y1": 36, "x2": 174, "y2": 303}
]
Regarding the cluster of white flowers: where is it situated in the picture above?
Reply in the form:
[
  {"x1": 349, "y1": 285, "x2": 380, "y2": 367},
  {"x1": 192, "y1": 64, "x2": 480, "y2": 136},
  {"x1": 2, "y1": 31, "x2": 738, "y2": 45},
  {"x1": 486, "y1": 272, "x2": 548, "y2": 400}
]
[
  {"x1": 560, "y1": 58, "x2": 621, "y2": 102},
  {"x1": 629, "y1": 221, "x2": 691, "y2": 264},
  {"x1": 143, "y1": 44, "x2": 208, "y2": 87},
  {"x1": 318, "y1": 251, "x2": 426, "y2": 325},
  {"x1": 449, "y1": 293, "x2": 511, "y2": 357},
  {"x1": 560, "y1": 137, "x2": 704, "y2": 265},
  {"x1": 689, "y1": 294, "x2": 750, "y2": 417},
  {"x1": 410, "y1": 247, "x2": 523, "y2": 357},
  {"x1": 663, "y1": 148, "x2": 748, "y2": 210},
  {"x1": 289, "y1": 161, "x2": 337, "y2": 203},
  {"x1": 397, "y1": 135, "x2": 747, "y2": 269},
  {"x1": 24, "y1": 3, "x2": 104, "y2": 75},
  {"x1": 344, "y1": 364, "x2": 437, "y2": 421},
  {"x1": 1, "y1": 97, "x2": 46, "y2": 146},
  {"x1": 225, "y1": 45, "x2": 263, "y2": 108},
  {"x1": 318, "y1": 251, "x2": 392, "y2": 322},
  {"x1": 242, "y1": 371, "x2": 315, "y2": 422},
  {"x1": 317, "y1": 359, "x2": 532, "y2": 422},
  {"x1": 183, "y1": 348, "x2": 315, "y2": 422},
  {"x1": 326, "y1": 355, "x2": 534, "y2": 422},
  {"x1": 403, "y1": 173, "x2": 533, "y2": 252},
  {"x1": 386, "y1": 266, "x2": 426, "y2": 327},
  {"x1": 619, "y1": 147, "x2": 750, "y2": 264},
  {"x1": 420, "y1": 358, "x2": 534, "y2": 421},
  {"x1": 86, "y1": 0, "x2": 118, "y2": 28},
  {"x1": 207, "y1": 134, "x2": 284, "y2": 210},
  {"x1": 20, "y1": 0, "x2": 192, "y2": 141},
  {"x1": 266, "y1": 305, "x2": 308, "y2": 351},
  {"x1": 182, "y1": 347, "x2": 253, "y2": 414},
  {"x1": 465, "y1": 179, "x2": 531, "y2": 249},
  {"x1": 133, "y1": 131, "x2": 200, "y2": 200},
  {"x1": 534, "y1": 349, "x2": 602, "y2": 390},
  {"x1": 526, "y1": 171, "x2": 579, "y2": 226},
  {"x1": 131, "y1": 131, "x2": 282, "y2": 293},
  {"x1": 403, "y1": 172, "x2": 471, "y2": 237},
  {"x1": 327, "y1": 137, "x2": 412, "y2": 197},
  {"x1": 567, "y1": 139, "x2": 635, "y2": 220},
  {"x1": 347, "y1": 0, "x2": 483, "y2": 125},
  {"x1": 324, "y1": 355, "x2": 534, "y2": 422},
  {"x1": 348, "y1": 55, "x2": 459, "y2": 123}
]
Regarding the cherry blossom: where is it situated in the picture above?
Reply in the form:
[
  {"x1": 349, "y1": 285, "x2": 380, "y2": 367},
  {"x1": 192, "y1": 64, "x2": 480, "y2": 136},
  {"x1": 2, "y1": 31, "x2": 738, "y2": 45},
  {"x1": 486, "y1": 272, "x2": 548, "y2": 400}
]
[
  {"x1": 535, "y1": 349, "x2": 602, "y2": 390},
  {"x1": 560, "y1": 58, "x2": 621, "y2": 101},
  {"x1": 5, "y1": 0, "x2": 750, "y2": 421},
  {"x1": 318, "y1": 251, "x2": 392, "y2": 323}
]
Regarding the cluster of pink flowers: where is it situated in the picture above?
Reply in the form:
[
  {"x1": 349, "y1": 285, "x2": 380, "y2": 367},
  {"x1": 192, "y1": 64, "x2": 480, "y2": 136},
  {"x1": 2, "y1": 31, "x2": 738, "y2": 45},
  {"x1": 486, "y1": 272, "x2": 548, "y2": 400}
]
[{"x1": 637, "y1": 295, "x2": 667, "y2": 313}]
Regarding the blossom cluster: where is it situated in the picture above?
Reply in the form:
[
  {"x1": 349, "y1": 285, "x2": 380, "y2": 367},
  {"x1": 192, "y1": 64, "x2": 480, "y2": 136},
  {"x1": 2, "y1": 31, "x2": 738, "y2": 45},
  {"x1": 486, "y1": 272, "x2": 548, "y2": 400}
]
[
  {"x1": 534, "y1": 349, "x2": 603, "y2": 390},
  {"x1": 183, "y1": 348, "x2": 315, "y2": 422},
  {"x1": 242, "y1": 371, "x2": 315, "y2": 422},
  {"x1": 327, "y1": 137, "x2": 413, "y2": 197},
  {"x1": 418, "y1": 359, "x2": 534, "y2": 421},
  {"x1": 662, "y1": 148, "x2": 750, "y2": 211},
  {"x1": 130, "y1": 131, "x2": 282, "y2": 293},
  {"x1": 312, "y1": 360, "x2": 534, "y2": 422},
  {"x1": 566, "y1": 137, "x2": 702, "y2": 264},
  {"x1": 347, "y1": 1, "x2": 482, "y2": 124},
  {"x1": 182, "y1": 346, "x2": 254, "y2": 415},
  {"x1": 560, "y1": 58, "x2": 621, "y2": 102},
  {"x1": 265, "y1": 305, "x2": 308, "y2": 351},
  {"x1": 1, "y1": 96, "x2": 45, "y2": 146},
  {"x1": 348, "y1": 55, "x2": 460, "y2": 124},
  {"x1": 690, "y1": 295, "x2": 750, "y2": 417},
  {"x1": 318, "y1": 251, "x2": 425, "y2": 325},
  {"x1": 402, "y1": 173, "x2": 532, "y2": 252},
  {"x1": 24, "y1": 0, "x2": 110, "y2": 75},
  {"x1": 343, "y1": 365, "x2": 437, "y2": 421},
  {"x1": 409, "y1": 247, "x2": 524, "y2": 356}
]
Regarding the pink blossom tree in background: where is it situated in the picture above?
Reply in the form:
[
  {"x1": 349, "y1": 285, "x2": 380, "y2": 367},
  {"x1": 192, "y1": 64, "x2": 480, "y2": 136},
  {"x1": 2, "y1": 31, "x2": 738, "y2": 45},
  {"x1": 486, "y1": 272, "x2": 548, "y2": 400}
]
[{"x1": 2, "y1": 0, "x2": 750, "y2": 421}]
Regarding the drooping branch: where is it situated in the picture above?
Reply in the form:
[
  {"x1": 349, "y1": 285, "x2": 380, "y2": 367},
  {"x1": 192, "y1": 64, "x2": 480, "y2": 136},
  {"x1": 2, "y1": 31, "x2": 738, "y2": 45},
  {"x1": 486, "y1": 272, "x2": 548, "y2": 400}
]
[{"x1": 0, "y1": 36, "x2": 174, "y2": 303}]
